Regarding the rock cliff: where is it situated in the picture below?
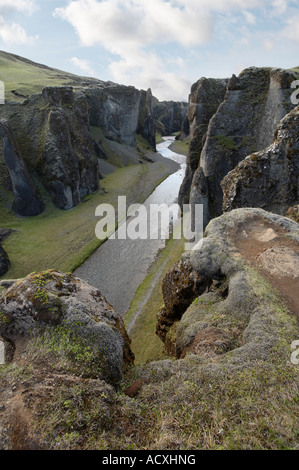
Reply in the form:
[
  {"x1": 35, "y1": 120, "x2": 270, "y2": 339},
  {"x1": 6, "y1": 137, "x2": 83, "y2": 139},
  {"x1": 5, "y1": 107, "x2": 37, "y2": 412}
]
[
  {"x1": 0, "y1": 52, "x2": 158, "y2": 215},
  {"x1": 156, "y1": 208, "x2": 299, "y2": 359},
  {"x1": 0, "y1": 244, "x2": 9, "y2": 276},
  {"x1": 178, "y1": 77, "x2": 228, "y2": 207},
  {"x1": 137, "y1": 88, "x2": 156, "y2": 150},
  {"x1": 222, "y1": 105, "x2": 299, "y2": 215},
  {"x1": 153, "y1": 98, "x2": 188, "y2": 136},
  {"x1": 182, "y1": 67, "x2": 297, "y2": 226},
  {"x1": 0, "y1": 119, "x2": 44, "y2": 216}
]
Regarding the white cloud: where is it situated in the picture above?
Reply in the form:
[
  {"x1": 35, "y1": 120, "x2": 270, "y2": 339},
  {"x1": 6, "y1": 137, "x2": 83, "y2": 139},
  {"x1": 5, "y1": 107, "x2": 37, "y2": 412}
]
[
  {"x1": 53, "y1": 0, "x2": 213, "y2": 99},
  {"x1": 0, "y1": 0, "x2": 36, "y2": 14},
  {"x1": 0, "y1": 15, "x2": 37, "y2": 44},
  {"x1": 54, "y1": 0, "x2": 213, "y2": 49},
  {"x1": 70, "y1": 56, "x2": 95, "y2": 76},
  {"x1": 0, "y1": 1, "x2": 37, "y2": 45},
  {"x1": 264, "y1": 40, "x2": 274, "y2": 50},
  {"x1": 108, "y1": 48, "x2": 191, "y2": 100},
  {"x1": 282, "y1": 15, "x2": 299, "y2": 43},
  {"x1": 243, "y1": 11, "x2": 256, "y2": 24},
  {"x1": 53, "y1": 0, "x2": 294, "y2": 100},
  {"x1": 271, "y1": 0, "x2": 288, "y2": 15}
]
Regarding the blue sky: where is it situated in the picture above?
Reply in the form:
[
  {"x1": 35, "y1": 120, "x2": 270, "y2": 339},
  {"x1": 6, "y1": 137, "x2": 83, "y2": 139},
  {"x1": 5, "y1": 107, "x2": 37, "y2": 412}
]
[{"x1": 0, "y1": 0, "x2": 298, "y2": 101}]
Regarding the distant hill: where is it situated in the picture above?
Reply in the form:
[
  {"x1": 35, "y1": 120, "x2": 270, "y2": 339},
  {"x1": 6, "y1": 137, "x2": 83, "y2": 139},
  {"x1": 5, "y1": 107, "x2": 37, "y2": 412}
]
[{"x1": 0, "y1": 50, "x2": 107, "y2": 102}]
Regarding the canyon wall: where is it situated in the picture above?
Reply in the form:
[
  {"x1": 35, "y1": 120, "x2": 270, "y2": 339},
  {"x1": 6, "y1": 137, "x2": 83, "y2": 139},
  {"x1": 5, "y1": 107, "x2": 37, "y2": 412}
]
[{"x1": 180, "y1": 67, "x2": 298, "y2": 227}]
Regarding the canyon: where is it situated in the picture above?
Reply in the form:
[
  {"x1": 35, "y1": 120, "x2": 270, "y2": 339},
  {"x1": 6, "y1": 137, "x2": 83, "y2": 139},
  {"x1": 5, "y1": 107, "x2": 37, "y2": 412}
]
[{"x1": 0, "y1": 52, "x2": 298, "y2": 450}]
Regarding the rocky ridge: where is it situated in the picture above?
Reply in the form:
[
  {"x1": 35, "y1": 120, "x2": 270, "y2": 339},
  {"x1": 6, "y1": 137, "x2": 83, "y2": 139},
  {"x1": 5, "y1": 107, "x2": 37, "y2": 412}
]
[
  {"x1": 153, "y1": 97, "x2": 188, "y2": 136},
  {"x1": 180, "y1": 67, "x2": 298, "y2": 227},
  {"x1": 0, "y1": 83, "x2": 157, "y2": 216},
  {"x1": 0, "y1": 208, "x2": 298, "y2": 449},
  {"x1": 222, "y1": 105, "x2": 299, "y2": 215}
]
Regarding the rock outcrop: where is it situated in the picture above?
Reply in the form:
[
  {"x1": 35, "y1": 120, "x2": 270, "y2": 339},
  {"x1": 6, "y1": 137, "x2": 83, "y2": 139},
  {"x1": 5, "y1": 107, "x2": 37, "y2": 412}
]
[
  {"x1": 0, "y1": 87, "x2": 101, "y2": 212},
  {"x1": 286, "y1": 204, "x2": 299, "y2": 223},
  {"x1": 153, "y1": 98, "x2": 188, "y2": 136},
  {"x1": 137, "y1": 88, "x2": 156, "y2": 150},
  {"x1": 0, "y1": 119, "x2": 44, "y2": 216},
  {"x1": 86, "y1": 85, "x2": 142, "y2": 147},
  {"x1": 182, "y1": 67, "x2": 297, "y2": 226},
  {"x1": 178, "y1": 77, "x2": 228, "y2": 206},
  {"x1": 0, "y1": 270, "x2": 134, "y2": 449},
  {"x1": 222, "y1": 105, "x2": 299, "y2": 215},
  {"x1": 0, "y1": 59, "x2": 158, "y2": 215},
  {"x1": 156, "y1": 208, "x2": 299, "y2": 358},
  {"x1": 0, "y1": 244, "x2": 9, "y2": 276},
  {"x1": 0, "y1": 270, "x2": 134, "y2": 384}
]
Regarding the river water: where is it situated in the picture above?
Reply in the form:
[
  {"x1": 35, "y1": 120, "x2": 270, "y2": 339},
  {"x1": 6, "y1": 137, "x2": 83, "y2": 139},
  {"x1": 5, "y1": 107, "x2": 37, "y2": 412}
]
[{"x1": 74, "y1": 136, "x2": 186, "y2": 316}]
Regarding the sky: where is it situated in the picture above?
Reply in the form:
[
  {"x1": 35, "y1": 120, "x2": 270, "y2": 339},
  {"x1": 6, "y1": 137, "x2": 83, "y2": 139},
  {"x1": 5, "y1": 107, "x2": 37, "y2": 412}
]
[{"x1": 0, "y1": 0, "x2": 298, "y2": 101}]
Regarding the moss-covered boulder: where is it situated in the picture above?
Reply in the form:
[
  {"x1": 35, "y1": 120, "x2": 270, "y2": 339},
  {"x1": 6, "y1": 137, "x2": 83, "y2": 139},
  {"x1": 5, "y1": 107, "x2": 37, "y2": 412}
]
[
  {"x1": 0, "y1": 270, "x2": 134, "y2": 385},
  {"x1": 156, "y1": 208, "x2": 299, "y2": 359}
]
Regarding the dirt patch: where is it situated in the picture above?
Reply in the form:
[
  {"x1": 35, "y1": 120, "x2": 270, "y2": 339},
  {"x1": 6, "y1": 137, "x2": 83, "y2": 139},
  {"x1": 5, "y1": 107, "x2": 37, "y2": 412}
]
[
  {"x1": 180, "y1": 327, "x2": 233, "y2": 359},
  {"x1": 232, "y1": 217, "x2": 299, "y2": 318}
]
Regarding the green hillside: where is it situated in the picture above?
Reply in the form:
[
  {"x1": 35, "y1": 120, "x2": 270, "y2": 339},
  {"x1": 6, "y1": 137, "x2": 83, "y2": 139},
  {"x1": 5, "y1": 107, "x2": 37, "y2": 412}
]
[{"x1": 0, "y1": 50, "x2": 103, "y2": 101}]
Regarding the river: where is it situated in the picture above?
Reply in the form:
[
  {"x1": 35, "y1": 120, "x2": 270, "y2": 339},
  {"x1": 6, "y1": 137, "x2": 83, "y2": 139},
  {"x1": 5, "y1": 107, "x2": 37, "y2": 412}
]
[{"x1": 74, "y1": 136, "x2": 186, "y2": 316}]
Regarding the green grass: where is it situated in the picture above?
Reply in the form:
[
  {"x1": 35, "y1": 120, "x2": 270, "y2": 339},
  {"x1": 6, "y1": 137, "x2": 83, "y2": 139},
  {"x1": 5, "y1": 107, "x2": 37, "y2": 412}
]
[
  {"x1": 169, "y1": 138, "x2": 190, "y2": 156},
  {"x1": 214, "y1": 135, "x2": 237, "y2": 151},
  {"x1": 155, "y1": 132, "x2": 163, "y2": 144},
  {"x1": 0, "y1": 158, "x2": 172, "y2": 279},
  {"x1": 0, "y1": 50, "x2": 88, "y2": 101},
  {"x1": 124, "y1": 226, "x2": 186, "y2": 364}
]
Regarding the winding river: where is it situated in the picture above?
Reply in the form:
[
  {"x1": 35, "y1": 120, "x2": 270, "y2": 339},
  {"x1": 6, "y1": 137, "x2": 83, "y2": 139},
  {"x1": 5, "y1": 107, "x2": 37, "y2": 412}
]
[{"x1": 74, "y1": 136, "x2": 186, "y2": 316}]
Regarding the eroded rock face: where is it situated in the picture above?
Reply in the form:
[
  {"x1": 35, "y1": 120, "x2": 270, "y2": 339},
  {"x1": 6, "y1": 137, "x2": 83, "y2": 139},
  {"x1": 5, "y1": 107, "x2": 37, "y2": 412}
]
[
  {"x1": 0, "y1": 244, "x2": 10, "y2": 276},
  {"x1": 156, "y1": 208, "x2": 299, "y2": 359},
  {"x1": 184, "y1": 67, "x2": 297, "y2": 226},
  {"x1": 86, "y1": 85, "x2": 142, "y2": 147},
  {"x1": 137, "y1": 88, "x2": 156, "y2": 150},
  {"x1": 222, "y1": 106, "x2": 299, "y2": 215},
  {"x1": 286, "y1": 204, "x2": 299, "y2": 223},
  {"x1": 0, "y1": 270, "x2": 134, "y2": 385},
  {"x1": 178, "y1": 77, "x2": 228, "y2": 206},
  {"x1": 0, "y1": 82, "x2": 157, "y2": 214},
  {"x1": 153, "y1": 98, "x2": 188, "y2": 136},
  {"x1": 0, "y1": 87, "x2": 101, "y2": 211},
  {"x1": 156, "y1": 257, "x2": 211, "y2": 353},
  {"x1": 0, "y1": 119, "x2": 44, "y2": 216}
]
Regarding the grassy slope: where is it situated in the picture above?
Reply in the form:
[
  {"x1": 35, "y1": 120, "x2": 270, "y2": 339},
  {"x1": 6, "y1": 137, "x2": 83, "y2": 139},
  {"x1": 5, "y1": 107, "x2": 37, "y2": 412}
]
[
  {"x1": 0, "y1": 50, "x2": 98, "y2": 101},
  {"x1": 169, "y1": 138, "x2": 190, "y2": 156}
]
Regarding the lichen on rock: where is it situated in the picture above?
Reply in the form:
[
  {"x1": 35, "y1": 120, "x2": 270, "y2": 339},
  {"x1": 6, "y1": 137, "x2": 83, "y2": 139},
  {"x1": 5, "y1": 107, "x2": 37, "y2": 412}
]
[
  {"x1": 0, "y1": 270, "x2": 134, "y2": 385},
  {"x1": 156, "y1": 208, "x2": 299, "y2": 360}
]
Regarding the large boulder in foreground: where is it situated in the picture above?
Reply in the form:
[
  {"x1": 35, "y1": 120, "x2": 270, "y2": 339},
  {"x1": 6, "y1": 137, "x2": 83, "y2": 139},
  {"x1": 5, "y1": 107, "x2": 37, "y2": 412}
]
[
  {"x1": 0, "y1": 270, "x2": 134, "y2": 450},
  {"x1": 156, "y1": 208, "x2": 299, "y2": 359},
  {"x1": 0, "y1": 270, "x2": 134, "y2": 385}
]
